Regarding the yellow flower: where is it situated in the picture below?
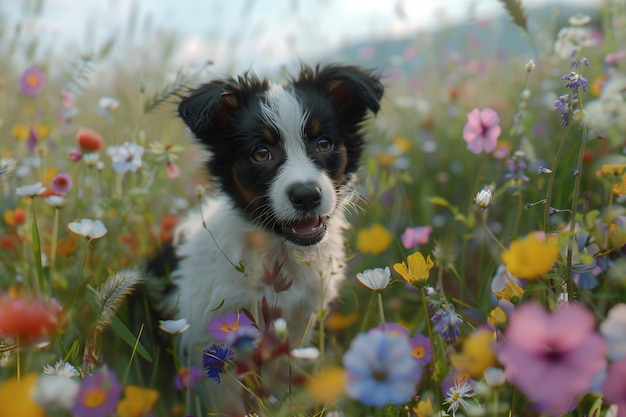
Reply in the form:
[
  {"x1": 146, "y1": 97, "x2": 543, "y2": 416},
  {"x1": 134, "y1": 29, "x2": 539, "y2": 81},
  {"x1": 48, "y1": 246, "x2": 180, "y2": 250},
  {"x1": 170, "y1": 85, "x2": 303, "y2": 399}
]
[
  {"x1": 612, "y1": 173, "x2": 626, "y2": 195},
  {"x1": 596, "y1": 164, "x2": 626, "y2": 178},
  {"x1": 356, "y1": 223, "x2": 393, "y2": 255},
  {"x1": 495, "y1": 282, "x2": 525, "y2": 301},
  {"x1": 117, "y1": 385, "x2": 159, "y2": 417},
  {"x1": 393, "y1": 251, "x2": 435, "y2": 287},
  {"x1": 306, "y1": 366, "x2": 345, "y2": 404},
  {"x1": 413, "y1": 397, "x2": 434, "y2": 417},
  {"x1": 12, "y1": 124, "x2": 30, "y2": 140},
  {"x1": 392, "y1": 136, "x2": 412, "y2": 153},
  {"x1": 0, "y1": 374, "x2": 46, "y2": 417},
  {"x1": 501, "y1": 232, "x2": 559, "y2": 279},
  {"x1": 488, "y1": 307, "x2": 507, "y2": 327},
  {"x1": 450, "y1": 329, "x2": 497, "y2": 379}
]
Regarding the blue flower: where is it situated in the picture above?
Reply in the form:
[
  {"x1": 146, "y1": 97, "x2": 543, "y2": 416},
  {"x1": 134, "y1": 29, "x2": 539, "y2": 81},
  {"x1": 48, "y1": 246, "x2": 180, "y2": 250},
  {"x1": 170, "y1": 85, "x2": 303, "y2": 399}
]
[
  {"x1": 202, "y1": 344, "x2": 234, "y2": 384},
  {"x1": 342, "y1": 330, "x2": 422, "y2": 407},
  {"x1": 431, "y1": 303, "x2": 463, "y2": 342}
]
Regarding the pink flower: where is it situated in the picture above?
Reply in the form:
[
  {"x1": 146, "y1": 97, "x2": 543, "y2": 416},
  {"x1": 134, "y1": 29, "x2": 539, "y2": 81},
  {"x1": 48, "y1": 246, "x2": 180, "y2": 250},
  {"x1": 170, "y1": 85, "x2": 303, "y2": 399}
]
[
  {"x1": 20, "y1": 65, "x2": 45, "y2": 96},
  {"x1": 50, "y1": 173, "x2": 73, "y2": 195},
  {"x1": 400, "y1": 225, "x2": 432, "y2": 249},
  {"x1": 602, "y1": 357, "x2": 626, "y2": 411},
  {"x1": 462, "y1": 108, "x2": 501, "y2": 154},
  {"x1": 496, "y1": 301, "x2": 606, "y2": 416},
  {"x1": 166, "y1": 161, "x2": 180, "y2": 179}
]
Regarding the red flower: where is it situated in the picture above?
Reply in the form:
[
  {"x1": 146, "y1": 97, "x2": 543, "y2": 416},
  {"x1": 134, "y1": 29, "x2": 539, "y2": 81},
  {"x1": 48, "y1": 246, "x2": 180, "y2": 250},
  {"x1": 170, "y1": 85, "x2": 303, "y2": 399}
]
[
  {"x1": 0, "y1": 294, "x2": 63, "y2": 343},
  {"x1": 76, "y1": 128, "x2": 104, "y2": 152}
]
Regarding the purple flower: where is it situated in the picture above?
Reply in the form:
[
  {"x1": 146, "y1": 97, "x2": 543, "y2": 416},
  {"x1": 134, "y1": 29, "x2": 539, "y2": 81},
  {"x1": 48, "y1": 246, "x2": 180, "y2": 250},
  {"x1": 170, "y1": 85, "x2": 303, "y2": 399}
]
[
  {"x1": 462, "y1": 108, "x2": 501, "y2": 154},
  {"x1": 409, "y1": 333, "x2": 432, "y2": 366},
  {"x1": 602, "y1": 357, "x2": 626, "y2": 411},
  {"x1": 401, "y1": 225, "x2": 432, "y2": 249},
  {"x1": 431, "y1": 303, "x2": 463, "y2": 342},
  {"x1": 207, "y1": 312, "x2": 257, "y2": 344},
  {"x1": 27, "y1": 126, "x2": 38, "y2": 153},
  {"x1": 343, "y1": 330, "x2": 422, "y2": 407},
  {"x1": 496, "y1": 301, "x2": 607, "y2": 416},
  {"x1": 173, "y1": 366, "x2": 203, "y2": 390},
  {"x1": 50, "y1": 172, "x2": 73, "y2": 195},
  {"x1": 71, "y1": 367, "x2": 122, "y2": 417},
  {"x1": 202, "y1": 344, "x2": 234, "y2": 384},
  {"x1": 20, "y1": 65, "x2": 45, "y2": 96}
]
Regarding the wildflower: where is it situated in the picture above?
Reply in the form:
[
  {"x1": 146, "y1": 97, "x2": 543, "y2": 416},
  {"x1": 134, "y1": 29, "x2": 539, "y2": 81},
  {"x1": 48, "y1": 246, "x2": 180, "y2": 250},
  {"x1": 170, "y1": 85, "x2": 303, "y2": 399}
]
[
  {"x1": 431, "y1": 302, "x2": 463, "y2": 342},
  {"x1": 207, "y1": 312, "x2": 257, "y2": 344},
  {"x1": 525, "y1": 59, "x2": 536, "y2": 72},
  {"x1": 400, "y1": 225, "x2": 432, "y2": 249},
  {"x1": 0, "y1": 156, "x2": 17, "y2": 184},
  {"x1": 173, "y1": 367, "x2": 203, "y2": 390},
  {"x1": 343, "y1": 330, "x2": 422, "y2": 407},
  {"x1": 600, "y1": 303, "x2": 626, "y2": 361},
  {"x1": 3, "y1": 207, "x2": 27, "y2": 225},
  {"x1": 0, "y1": 374, "x2": 46, "y2": 417},
  {"x1": 554, "y1": 26, "x2": 596, "y2": 58},
  {"x1": 108, "y1": 142, "x2": 144, "y2": 173},
  {"x1": 356, "y1": 266, "x2": 392, "y2": 291},
  {"x1": 50, "y1": 172, "x2": 73, "y2": 195},
  {"x1": 483, "y1": 367, "x2": 506, "y2": 387},
  {"x1": 443, "y1": 381, "x2": 474, "y2": 416},
  {"x1": 356, "y1": 223, "x2": 393, "y2": 255},
  {"x1": 462, "y1": 108, "x2": 501, "y2": 154},
  {"x1": 202, "y1": 344, "x2": 235, "y2": 384},
  {"x1": 16, "y1": 181, "x2": 46, "y2": 197},
  {"x1": 501, "y1": 232, "x2": 559, "y2": 279},
  {"x1": 554, "y1": 92, "x2": 576, "y2": 127},
  {"x1": 562, "y1": 71, "x2": 589, "y2": 92},
  {"x1": 83, "y1": 152, "x2": 101, "y2": 167},
  {"x1": 306, "y1": 366, "x2": 346, "y2": 404},
  {"x1": 0, "y1": 293, "x2": 63, "y2": 343},
  {"x1": 488, "y1": 307, "x2": 508, "y2": 327},
  {"x1": 77, "y1": 128, "x2": 104, "y2": 152},
  {"x1": 602, "y1": 357, "x2": 626, "y2": 412},
  {"x1": 43, "y1": 360, "x2": 80, "y2": 377},
  {"x1": 71, "y1": 367, "x2": 122, "y2": 417},
  {"x1": 167, "y1": 161, "x2": 180, "y2": 179},
  {"x1": 413, "y1": 397, "x2": 434, "y2": 417},
  {"x1": 20, "y1": 65, "x2": 45, "y2": 96},
  {"x1": 409, "y1": 333, "x2": 432, "y2": 365},
  {"x1": 569, "y1": 13, "x2": 591, "y2": 26},
  {"x1": 450, "y1": 328, "x2": 497, "y2": 378},
  {"x1": 158, "y1": 318, "x2": 190, "y2": 335},
  {"x1": 474, "y1": 187, "x2": 492, "y2": 208},
  {"x1": 496, "y1": 301, "x2": 606, "y2": 415},
  {"x1": 537, "y1": 166, "x2": 553, "y2": 174},
  {"x1": 504, "y1": 151, "x2": 529, "y2": 183},
  {"x1": 44, "y1": 195, "x2": 67, "y2": 208},
  {"x1": 68, "y1": 219, "x2": 107, "y2": 241},
  {"x1": 393, "y1": 251, "x2": 434, "y2": 287},
  {"x1": 34, "y1": 374, "x2": 80, "y2": 411},
  {"x1": 116, "y1": 386, "x2": 159, "y2": 417}
]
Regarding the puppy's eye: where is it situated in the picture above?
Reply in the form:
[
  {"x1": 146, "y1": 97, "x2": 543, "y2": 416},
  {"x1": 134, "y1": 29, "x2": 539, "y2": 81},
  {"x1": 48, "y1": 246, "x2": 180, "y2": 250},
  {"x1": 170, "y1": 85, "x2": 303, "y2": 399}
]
[
  {"x1": 316, "y1": 138, "x2": 333, "y2": 153},
  {"x1": 251, "y1": 146, "x2": 271, "y2": 162}
]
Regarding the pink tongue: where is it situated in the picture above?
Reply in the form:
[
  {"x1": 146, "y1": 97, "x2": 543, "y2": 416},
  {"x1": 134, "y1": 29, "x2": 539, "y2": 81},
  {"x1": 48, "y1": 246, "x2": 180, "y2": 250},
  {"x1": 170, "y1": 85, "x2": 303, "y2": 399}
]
[{"x1": 290, "y1": 217, "x2": 320, "y2": 235}]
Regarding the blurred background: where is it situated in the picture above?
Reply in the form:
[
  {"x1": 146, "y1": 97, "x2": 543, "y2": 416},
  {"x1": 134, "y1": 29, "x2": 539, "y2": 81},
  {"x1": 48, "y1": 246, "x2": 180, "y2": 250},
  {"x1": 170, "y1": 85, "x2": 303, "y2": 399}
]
[{"x1": 2, "y1": 0, "x2": 602, "y2": 77}]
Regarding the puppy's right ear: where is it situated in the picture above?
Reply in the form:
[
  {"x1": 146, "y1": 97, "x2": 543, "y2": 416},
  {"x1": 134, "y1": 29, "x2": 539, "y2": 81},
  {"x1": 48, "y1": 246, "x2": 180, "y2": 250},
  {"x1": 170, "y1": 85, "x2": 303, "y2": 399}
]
[{"x1": 178, "y1": 79, "x2": 240, "y2": 141}]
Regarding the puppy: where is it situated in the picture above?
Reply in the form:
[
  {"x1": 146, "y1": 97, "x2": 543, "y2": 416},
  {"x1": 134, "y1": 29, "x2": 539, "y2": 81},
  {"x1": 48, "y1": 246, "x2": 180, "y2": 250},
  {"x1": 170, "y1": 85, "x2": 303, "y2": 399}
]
[{"x1": 162, "y1": 64, "x2": 383, "y2": 403}]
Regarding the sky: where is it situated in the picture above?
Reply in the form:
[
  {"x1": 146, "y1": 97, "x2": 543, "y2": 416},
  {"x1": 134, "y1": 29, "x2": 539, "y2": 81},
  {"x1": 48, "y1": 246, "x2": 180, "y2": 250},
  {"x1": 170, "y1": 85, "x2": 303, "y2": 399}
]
[{"x1": 5, "y1": 0, "x2": 602, "y2": 74}]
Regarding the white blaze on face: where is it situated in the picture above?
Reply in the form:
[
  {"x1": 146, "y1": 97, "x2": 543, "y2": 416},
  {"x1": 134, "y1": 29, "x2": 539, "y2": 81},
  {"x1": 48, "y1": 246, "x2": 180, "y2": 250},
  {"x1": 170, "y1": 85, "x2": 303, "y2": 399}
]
[{"x1": 261, "y1": 84, "x2": 336, "y2": 221}]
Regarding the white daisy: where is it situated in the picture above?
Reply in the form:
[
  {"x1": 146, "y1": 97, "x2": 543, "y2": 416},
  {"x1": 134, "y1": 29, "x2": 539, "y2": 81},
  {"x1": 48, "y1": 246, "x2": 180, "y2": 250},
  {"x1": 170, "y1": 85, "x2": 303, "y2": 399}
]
[{"x1": 67, "y1": 218, "x2": 107, "y2": 240}]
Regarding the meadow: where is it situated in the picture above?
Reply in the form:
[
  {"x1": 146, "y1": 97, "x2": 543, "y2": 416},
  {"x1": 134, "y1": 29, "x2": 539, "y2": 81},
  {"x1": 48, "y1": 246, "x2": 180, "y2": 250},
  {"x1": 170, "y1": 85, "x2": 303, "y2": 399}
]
[{"x1": 1, "y1": 0, "x2": 626, "y2": 416}]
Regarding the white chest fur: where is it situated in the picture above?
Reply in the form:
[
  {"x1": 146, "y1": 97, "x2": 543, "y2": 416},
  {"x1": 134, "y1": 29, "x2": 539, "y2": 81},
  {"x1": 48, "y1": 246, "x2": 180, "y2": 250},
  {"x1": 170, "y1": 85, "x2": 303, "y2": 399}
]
[{"x1": 167, "y1": 196, "x2": 347, "y2": 359}]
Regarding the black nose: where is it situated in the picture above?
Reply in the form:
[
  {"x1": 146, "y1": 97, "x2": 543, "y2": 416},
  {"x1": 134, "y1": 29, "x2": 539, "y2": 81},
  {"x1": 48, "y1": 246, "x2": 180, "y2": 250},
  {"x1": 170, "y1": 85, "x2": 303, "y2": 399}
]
[{"x1": 288, "y1": 183, "x2": 322, "y2": 212}]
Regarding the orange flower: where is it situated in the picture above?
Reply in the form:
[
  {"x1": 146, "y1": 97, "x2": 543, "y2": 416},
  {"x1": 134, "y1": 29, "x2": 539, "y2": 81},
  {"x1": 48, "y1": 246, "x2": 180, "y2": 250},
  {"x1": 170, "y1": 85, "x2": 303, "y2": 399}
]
[
  {"x1": 56, "y1": 233, "x2": 78, "y2": 256},
  {"x1": 3, "y1": 208, "x2": 27, "y2": 225},
  {"x1": 77, "y1": 127, "x2": 104, "y2": 152},
  {"x1": 0, "y1": 294, "x2": 63, "y2": 343}
]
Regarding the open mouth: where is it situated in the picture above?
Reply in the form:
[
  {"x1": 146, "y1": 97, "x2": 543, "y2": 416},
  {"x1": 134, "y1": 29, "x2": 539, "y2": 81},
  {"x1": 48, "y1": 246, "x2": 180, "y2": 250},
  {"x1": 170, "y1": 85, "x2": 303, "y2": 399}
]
[{"x1": 281, "y1": 216, "x2": 327, "y2": 246}]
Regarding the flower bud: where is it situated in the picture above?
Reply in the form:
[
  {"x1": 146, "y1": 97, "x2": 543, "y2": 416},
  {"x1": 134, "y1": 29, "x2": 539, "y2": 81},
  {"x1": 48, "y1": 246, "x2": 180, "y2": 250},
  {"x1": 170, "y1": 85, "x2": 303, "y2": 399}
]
[{"x1": 475, "y1": 188, "x2": 493, "y2": 209}]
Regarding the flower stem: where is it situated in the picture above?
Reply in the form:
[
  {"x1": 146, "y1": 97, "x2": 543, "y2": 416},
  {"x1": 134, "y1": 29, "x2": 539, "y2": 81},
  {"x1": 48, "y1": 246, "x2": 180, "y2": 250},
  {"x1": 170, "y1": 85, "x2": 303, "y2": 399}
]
[
  {"x1": 482, "y1": 210, "x2": 507, "y2": 252},
  {"x1": 49, "y1": 207, "x2": 60, "y2": 293},
  {"x1": 543, "y1": 123, "x2": 572, "y2": 233},
  {"x1": 377, "y1": 292, "x2": 386, "y2": 331},
  {"x1": 420, "y1": 287, "x2": 442, "y2": 413}
]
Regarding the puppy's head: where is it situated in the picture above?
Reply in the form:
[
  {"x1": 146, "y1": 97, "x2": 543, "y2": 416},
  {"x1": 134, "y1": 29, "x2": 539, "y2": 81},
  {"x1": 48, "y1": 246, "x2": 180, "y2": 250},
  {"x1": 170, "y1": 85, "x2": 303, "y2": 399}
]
[{"x1": 178, "y1": 64, "x2": 384, "y2": 246}]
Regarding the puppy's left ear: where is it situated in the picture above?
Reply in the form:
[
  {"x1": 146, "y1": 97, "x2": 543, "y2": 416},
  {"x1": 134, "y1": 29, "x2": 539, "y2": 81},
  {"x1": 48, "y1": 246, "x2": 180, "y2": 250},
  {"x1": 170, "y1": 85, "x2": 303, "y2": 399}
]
[{"x1": 298, "y1": 64, "x2": 384, "y2": 121}]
